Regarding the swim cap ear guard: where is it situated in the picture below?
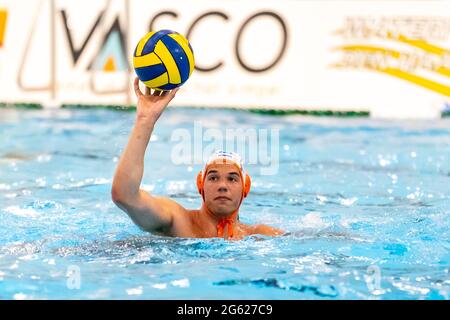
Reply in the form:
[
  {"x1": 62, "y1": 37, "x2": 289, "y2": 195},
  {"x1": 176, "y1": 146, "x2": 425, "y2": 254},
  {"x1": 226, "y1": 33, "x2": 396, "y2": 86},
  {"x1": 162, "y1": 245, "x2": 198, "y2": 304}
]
[{"x1": 196, "y1": 171, "x2": 251, "y2": 198}]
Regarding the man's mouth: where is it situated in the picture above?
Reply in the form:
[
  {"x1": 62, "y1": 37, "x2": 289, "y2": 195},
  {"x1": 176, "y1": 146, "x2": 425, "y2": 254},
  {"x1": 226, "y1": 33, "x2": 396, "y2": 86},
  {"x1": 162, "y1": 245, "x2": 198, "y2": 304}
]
[{"x1": 215, "y1": 196, "x2": 231, "y2": 201}]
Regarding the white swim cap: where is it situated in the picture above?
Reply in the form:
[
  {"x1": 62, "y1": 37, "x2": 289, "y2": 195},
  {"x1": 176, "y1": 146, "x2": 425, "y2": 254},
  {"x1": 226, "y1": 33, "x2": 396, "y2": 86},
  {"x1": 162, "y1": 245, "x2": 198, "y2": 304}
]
[{"x1": 204, "y1": 150, "x2": 245, "y2": 173}]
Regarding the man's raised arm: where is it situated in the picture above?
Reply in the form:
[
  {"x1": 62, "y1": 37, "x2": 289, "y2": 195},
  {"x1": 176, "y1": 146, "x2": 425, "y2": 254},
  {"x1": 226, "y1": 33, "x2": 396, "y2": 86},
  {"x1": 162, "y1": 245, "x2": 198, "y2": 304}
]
[{"x1": 111, "y1": 78, "x2": 182, "y2": 233}]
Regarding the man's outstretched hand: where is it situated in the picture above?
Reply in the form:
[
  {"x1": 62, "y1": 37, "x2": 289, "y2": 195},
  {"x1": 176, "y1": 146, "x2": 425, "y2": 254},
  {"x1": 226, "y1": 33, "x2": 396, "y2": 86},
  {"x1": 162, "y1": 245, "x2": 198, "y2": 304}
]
[{"x1": 133, "y1": 77, "x2": 179, "y2": 122}]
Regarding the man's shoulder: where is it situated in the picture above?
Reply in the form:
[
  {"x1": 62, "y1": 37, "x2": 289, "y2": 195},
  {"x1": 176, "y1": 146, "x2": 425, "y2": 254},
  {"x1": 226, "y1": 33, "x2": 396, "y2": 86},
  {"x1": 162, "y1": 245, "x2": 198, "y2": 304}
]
[
  {"x1": 152, "y1": 196, "x2": 187, "y2": 213},
  {"x1": 151, "y1": 195, "x2": 192, "y2": 225},
  {"x1": 243, "y1": 223, "x2": 284, "y2": 237}
]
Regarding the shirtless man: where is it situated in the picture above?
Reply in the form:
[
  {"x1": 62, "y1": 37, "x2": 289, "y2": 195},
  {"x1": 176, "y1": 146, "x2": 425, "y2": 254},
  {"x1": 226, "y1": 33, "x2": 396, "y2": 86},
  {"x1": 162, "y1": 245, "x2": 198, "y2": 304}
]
[{"x1": 111, "y1": 78, "x2": 284, "y2": 240}]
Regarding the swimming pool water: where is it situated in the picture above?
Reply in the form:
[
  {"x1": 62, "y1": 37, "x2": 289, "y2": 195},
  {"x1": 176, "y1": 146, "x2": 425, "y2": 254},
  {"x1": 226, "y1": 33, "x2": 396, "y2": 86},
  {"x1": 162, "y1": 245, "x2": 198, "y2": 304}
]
[{"x1": 0, "y1": 107, "x2": 449, "y2": 299}]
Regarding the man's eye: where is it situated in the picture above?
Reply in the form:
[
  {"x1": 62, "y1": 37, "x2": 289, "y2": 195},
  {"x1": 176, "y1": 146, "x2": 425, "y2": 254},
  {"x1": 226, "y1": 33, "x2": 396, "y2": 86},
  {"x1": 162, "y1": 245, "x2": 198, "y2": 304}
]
[
  {"x1": 229, "y1": 177, "x2": 238, "y2": 182},
  {"x1": 208, "y1": 176, "x2": 218, "y2": 181}
]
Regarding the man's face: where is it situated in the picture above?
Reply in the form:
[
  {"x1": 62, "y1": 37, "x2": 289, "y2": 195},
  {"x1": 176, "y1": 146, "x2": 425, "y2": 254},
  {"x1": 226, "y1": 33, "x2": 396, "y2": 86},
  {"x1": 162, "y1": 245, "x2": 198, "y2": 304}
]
[{"x1": 203, "y1": 162, "x2": 244, "y2": 217}]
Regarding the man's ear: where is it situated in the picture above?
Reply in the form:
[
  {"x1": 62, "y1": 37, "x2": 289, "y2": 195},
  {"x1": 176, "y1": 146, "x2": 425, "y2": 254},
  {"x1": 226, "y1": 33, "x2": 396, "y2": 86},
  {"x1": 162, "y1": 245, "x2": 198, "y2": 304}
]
[
  {"x1": 196, "y1": 171, "x2": 203, "y2": 195},
  {"x1": 243, "y1": 174, "x2": 251, "y2": 197}
]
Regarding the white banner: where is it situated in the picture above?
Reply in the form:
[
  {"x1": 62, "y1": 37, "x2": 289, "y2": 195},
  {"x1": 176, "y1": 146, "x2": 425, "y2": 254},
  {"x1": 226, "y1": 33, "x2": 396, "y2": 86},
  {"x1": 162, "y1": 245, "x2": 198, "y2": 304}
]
[{"x1": 0, "y1": 0, "x2": 449, "y2": 118}]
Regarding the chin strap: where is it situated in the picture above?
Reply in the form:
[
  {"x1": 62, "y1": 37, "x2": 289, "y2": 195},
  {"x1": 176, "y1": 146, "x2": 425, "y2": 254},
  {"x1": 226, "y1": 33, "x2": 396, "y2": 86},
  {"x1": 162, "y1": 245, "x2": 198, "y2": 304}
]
[{"x1": 217, "y1": 210, "x2": 239, "y2": 239}]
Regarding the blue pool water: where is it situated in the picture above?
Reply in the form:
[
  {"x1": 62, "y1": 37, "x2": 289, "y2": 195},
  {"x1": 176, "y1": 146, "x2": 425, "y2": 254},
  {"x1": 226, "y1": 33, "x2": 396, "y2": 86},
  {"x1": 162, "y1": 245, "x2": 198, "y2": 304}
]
[{"x1": 0, "y1": 107, "x2": 449, "y2": 300}]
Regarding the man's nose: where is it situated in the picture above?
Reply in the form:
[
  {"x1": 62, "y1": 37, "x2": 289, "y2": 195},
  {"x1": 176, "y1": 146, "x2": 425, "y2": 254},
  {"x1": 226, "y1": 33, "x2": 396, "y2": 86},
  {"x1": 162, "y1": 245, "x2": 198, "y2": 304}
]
[{"x1": 217, "y1": 182, "x2": 228, "y2": 192}]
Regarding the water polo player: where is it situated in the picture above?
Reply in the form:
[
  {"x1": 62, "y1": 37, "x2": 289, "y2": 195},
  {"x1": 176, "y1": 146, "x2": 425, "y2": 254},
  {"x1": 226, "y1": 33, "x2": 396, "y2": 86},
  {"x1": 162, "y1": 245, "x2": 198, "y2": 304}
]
[{"x1": 111, "y1": 78, "x2": 284, "y2": 240}]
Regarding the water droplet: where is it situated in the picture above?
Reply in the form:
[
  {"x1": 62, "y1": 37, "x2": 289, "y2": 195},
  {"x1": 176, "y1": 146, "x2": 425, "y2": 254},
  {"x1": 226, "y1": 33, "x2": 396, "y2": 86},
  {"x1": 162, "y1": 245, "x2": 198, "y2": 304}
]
[
  {"x1": 13, "y1": 293, "x2": 27, "y2": 300},
  {"x1": 126, "y1": 286, "x2": 143, "y2": 295},
  {"x1": 171, "y1": 278, "x2": 190, "y2": 288},
  {"x1": 153, "y1": 283, "x2": 167, "y2": 289}
]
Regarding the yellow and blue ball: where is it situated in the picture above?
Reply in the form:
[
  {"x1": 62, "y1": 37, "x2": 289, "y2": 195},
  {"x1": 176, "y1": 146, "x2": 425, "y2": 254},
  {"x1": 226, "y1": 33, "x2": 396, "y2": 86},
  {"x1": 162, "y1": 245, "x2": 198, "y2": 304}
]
[{"x1": 133, "y1": 29, "x2": 195, "y2": 91}]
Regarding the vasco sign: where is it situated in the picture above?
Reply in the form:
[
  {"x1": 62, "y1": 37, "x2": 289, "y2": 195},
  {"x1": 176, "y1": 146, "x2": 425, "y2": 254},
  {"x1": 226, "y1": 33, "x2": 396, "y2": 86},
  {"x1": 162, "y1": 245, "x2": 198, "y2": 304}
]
[{"x1": 148, "y1": 10, "x2": 289, "y2": 73}]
